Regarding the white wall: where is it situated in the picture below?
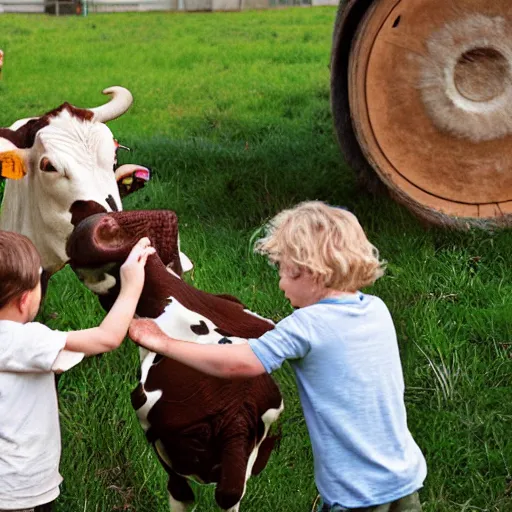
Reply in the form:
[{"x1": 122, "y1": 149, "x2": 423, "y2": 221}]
[
  {"x1": 0, "y1": 0, "x2": 174, "y2": 12},
  {"x1": 212, "y1": 0, "x2": 238, "y2": 11},
  {"x1": 0, "y1": 0, "x2": 326, "y2": 12},
  {"x1": 0, "y1": 0, "x2": 45, "y2": 13},
  {"x1": 89, "y1": 0, "x2": 174, "y2": 12}
]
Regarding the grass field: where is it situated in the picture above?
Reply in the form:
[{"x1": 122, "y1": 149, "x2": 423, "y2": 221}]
[{"x1": 1, "y1": 7, "x2": 512, "y2": 512}]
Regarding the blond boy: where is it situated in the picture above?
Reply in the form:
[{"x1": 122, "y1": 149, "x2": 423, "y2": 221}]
[
  {"x1": 129, "y1": 201, "x2": 427, "y2": 512},
  {"x1": 0, "y1": 231, "x2": 154, "y2": 512}
]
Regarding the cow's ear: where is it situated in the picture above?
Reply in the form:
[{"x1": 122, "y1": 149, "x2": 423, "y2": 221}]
[{"x1": 0, "y1": 150, "x2": 27, "y2": 180}]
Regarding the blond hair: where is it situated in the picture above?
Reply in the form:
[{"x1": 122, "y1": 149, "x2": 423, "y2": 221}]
[
  {"x1": 254, "y1": 201, "x2": 385, "y2": 291},
  {"x1": 0, "y1": 231, "x2": 41, "y2": 308}
]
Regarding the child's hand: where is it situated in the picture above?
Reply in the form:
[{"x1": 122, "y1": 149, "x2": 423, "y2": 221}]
[
  {"x1": 129, "y1": 318, "x2": 167, "y2": 353},
  {"x1": 119, "y1": 237, "x2": 156, "y2": 294}
]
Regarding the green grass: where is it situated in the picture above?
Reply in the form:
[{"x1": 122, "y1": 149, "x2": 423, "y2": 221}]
[{"x1": 1, "y1": 8, "x2": 512, "y2": 512}]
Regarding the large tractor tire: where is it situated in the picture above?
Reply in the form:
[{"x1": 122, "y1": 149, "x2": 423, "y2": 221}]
[{"x1": 331, "y1": 0, "x2": 512, "y2": 229}]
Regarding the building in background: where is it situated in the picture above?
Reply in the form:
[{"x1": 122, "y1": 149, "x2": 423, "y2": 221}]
[{"x1": 0, "y1": 0, "x2": 336, "y2": 14}]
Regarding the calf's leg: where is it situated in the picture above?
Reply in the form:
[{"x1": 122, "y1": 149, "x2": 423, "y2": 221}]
[
  {"x1": 154, "y1": 439, "x2": 195, "y2": 512},
  {"x1": 223, "y1": 503, "x2": 241, "y2": 512},
  {"x1": 166, "y1": 466, "x2": 195, "y2": 512},
  {"x1": 218, "y1": 402, "x2": 284, "y2": 511},
  {"x1": 215, "y1": 434, "x2": 252, "y2": 512},
  {"x1": 252, "y1": 402, "x2": 284, "y2": 476}
]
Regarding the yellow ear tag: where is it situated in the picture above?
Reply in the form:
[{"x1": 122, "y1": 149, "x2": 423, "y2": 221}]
[{"x1": 0, "y1": 151, "x2": 27, "y2": 180}]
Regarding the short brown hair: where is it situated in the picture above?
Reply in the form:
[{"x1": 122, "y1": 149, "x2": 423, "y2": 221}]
[
  {"x1": 254, "y1": 201, "x2": 385, "y2": 291},
  {"x1": 0, "y1": 231, "x2": 41, "y2": 308}
]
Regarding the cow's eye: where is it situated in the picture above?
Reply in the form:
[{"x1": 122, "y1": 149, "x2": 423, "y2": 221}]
[{"x1": 39, "y1": 157, "x2": 58, "y2": 173}]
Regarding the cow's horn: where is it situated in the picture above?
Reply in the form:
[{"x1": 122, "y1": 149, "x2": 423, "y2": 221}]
[{"x1": 89, "y1": 86, "x2": 133, "y2": 123}]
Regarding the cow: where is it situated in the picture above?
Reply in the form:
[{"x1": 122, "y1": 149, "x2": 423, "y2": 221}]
[
  {"x1": 65, "y1": 209, "x2": 284, "y2": 512},
  {"x1": 0, "y1": 49, "x2": 3, "y2": 79},
  {"x1": 0, "y1": 86, "x2": 150, "y2": 276}
]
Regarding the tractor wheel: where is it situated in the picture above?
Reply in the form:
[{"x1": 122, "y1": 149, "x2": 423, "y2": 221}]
[{"x1": 331, "y1": 0, "x2": 512, "y2": 229}]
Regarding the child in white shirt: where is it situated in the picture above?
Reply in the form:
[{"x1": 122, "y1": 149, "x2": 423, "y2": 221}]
[{"x1": 0, "y1": 230, "x2": 154, "y2": 512}]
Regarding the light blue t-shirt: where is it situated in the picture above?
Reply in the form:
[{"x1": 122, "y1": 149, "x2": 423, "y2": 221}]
[{"x1": 248, "y1": 293, "x2": 427, "y2": 508}]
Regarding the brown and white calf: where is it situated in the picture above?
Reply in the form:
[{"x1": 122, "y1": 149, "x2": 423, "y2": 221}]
[
  {"x1": 66, "y1": 210, "x2": 284, "y2": 512},
  {"x1": 0, "y1": 86, "x2": 150, "y2": 275}
]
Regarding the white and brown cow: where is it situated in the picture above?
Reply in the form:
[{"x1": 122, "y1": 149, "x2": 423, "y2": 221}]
[
  {"x1": 66, "y1": 210, "x2": 284, "y2": 512},
  {"x1": 0, "y1": 86, "x2": 150, "y2": 275}
]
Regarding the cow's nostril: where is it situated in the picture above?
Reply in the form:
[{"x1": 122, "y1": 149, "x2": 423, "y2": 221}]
[
  {"x1": 69, "y1": 200, "x2": 108, "y2": 227},
  {"x1": 105, "y1": 194, "x2": 119, "y2": 212}
]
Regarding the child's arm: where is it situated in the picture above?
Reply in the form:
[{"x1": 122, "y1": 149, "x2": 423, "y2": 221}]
[
  {"x1": 64, "y1": 238, "x2": 155, "y2": 356},
  {"x1": 129, "y1": 318, "x2": 266, "y2": 378}
]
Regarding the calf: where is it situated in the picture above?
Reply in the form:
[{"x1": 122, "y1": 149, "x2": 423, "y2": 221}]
[{"x1": 66, "y1": 210, "x2": 283, "y2": 512}]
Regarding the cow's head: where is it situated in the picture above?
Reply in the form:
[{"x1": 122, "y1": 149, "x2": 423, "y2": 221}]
[{"x1": 0, "y1": 87, "x2": 150, "y2": 273}]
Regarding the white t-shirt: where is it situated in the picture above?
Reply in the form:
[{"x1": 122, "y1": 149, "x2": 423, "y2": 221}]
[{"x1": 0, "y1": 320, "x2": 84, "y2": 509}]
